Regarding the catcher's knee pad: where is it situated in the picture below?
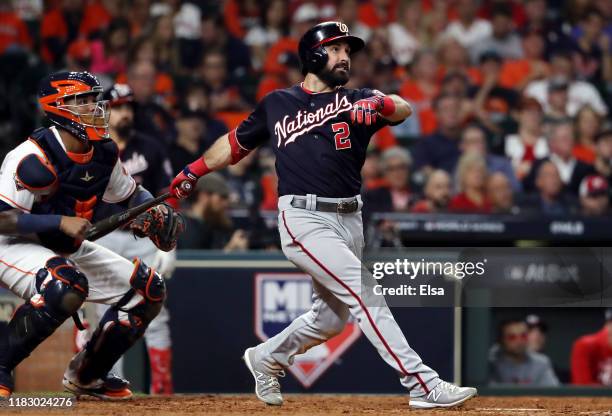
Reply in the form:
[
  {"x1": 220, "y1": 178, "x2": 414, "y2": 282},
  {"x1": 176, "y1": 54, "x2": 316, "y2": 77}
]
[
  {"x1": 129, "y1": 258, "x2": 166, "y2": 304},
  {"x1": 0, "y1": 257, "x2": 88, "y2": 372}
]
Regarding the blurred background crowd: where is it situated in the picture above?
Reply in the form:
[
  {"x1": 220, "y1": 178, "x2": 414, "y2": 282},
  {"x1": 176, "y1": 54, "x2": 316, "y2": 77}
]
[{"x1": 1, "y1": 0, "x2": 611, "y2": 250}]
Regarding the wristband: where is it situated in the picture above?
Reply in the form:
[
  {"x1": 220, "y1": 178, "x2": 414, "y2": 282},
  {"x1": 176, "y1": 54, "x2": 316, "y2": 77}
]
[
  {"x1": 187, "y1": 157, "x2": 211, "y2": 178},
  {"x1": 379, "y1": 96, "x2": 396, "y2": 117},
  {"x1": 16, "y1": 214, "x2": 62, "y2": 234}
]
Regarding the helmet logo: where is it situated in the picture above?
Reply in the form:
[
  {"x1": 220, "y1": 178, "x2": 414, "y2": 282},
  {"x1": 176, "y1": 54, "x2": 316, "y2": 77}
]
[{"x1": 336, "y1": 22, "x2": 349, "y2": 34}]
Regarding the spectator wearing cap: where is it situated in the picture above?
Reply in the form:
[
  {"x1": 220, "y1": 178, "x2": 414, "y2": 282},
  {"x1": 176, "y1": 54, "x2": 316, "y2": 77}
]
[
  {"x1": 573, "y1": 105, "x2": 604, "y2": 165},
  {"x1": 471, "y1": 3, "x2": 524, "y2": 63},
  {"x1": 449, "y1": 153, "x2": 492, "y2": 213},
  {"x1": 499, "y1": 29, "x2": 550, "y2": 90},
  {"x1": 525, "y1": 121, "x2": 594, "y2": 195},
  {"x1": 437, "y1": 37, "x2": 481, "y2": 85},
  {"x1": 244, "y1": 0, "x2": 288, "y2": 71},
  {"x1": 443, "y1": 0, "x2": 492, "y2": 55},
  {"x1": 571, "y1": 309, "x2": 612, "y2": 386},
  {"x1": 520, "y1": 161, "x2": 578, "y2": 215},
  {"x1": 489, "y1": 318, "x2": 559, "y2": 386},
  {"x1": 178, "y1": 173, "x2": 249, "y2": 251},
  {"x1": 411, "y1": 170, "x2": 452, "y2": 214},
  {"x1": 179, "y1": 81, "x2": 228, "y2": 150},
  {"x1": 580, "y1": 175, "x2": 610, "y2": 216},
  {"x1": 505, "y1": 97, "x2": 549, "y2": 181},
  {"x1": 525, "y1": 50, "x2": 608, "y2": 117},
  {"x1": 594, "y1": 130, "x2": 612, "y2": 183},
  {"x1": 471, "y1": 51, "x2": 518, "y2": 135},
  {"x1": 487, "y1": 172, "x2": 519, "y2": 214},
  {"x1": 362, "y1": 147, "x2": 415, "y2": 217},
  {"x1": 412, "y1": 94, "x2": 463, "y2": 175},
  {"x1": 105, "y1": 83, "x2": 172, "y2": 196},
  {"x1": 460, "y1": 124, "x2": 521, "y2": 192}
]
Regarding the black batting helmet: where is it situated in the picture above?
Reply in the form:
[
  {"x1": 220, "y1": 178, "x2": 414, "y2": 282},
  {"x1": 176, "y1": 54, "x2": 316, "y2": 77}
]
[{"x1": 298, "y1": 21, "x2": 365, "y2": 75}]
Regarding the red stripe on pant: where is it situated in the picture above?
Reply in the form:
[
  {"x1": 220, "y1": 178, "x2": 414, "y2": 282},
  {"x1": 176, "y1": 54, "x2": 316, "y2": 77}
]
[{"x1": 281, "y1": 211, "x2": 430, "y2": 394}]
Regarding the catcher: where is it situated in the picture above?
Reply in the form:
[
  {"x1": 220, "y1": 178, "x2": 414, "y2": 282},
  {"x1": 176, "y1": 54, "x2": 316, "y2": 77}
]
[{"x1": 0, "y1": 71, "x2": 183, "y2": 399}]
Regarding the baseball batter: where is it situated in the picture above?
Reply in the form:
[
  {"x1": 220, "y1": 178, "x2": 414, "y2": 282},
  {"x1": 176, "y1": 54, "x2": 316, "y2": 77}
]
[
  {"x1": 0, "y1": 72, "x2": 183, "y2": 400},
  {"x1": 170, "y1": 22, "x2": 477, "y2": 409}
]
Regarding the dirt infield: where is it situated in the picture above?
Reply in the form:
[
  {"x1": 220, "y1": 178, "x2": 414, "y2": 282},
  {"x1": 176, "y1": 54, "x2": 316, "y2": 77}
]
[{"x1": 2, "y1": 394, "x2": 612, "y2": 416}]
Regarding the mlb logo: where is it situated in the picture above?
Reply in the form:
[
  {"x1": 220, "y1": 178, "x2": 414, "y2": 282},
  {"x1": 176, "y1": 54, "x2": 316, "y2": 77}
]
[{"x1": 254, "y1": 273, "x2": 361, "y2": 388}]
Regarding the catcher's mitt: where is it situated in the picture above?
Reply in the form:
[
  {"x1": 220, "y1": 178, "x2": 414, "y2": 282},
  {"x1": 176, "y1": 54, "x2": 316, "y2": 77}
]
[{"x1": 130, "y1": 204, "x2": 185, "y2": 251}]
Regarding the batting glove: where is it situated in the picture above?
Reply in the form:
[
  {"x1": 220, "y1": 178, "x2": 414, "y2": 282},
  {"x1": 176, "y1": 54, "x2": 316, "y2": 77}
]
[
  {"x1": 170, "y1": 158, "x2": 211, "y2": 199},
  {"x1": 350, "y1": 95, "x2": 396, "y2": 125}
]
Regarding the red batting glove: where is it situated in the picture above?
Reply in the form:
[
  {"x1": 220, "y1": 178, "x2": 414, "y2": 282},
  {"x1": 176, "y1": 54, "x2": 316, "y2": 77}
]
[
  {"x1": 350, "y1": 95, "x2": 396, "y2": 126},
  {"x1": 170, "y1": 158, "x2": 211, "y2": 199}
]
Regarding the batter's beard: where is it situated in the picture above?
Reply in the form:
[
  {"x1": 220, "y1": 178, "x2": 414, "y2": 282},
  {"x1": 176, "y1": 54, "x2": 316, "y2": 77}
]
[{"x1": 318, "y1": 66, "x2": 350, "y2": 88}]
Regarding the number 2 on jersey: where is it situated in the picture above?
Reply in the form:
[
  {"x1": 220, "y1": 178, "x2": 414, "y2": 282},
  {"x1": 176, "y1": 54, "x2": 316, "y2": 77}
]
[{"x1": 332, "y1": 122, "x2": 351, "y2": 150}]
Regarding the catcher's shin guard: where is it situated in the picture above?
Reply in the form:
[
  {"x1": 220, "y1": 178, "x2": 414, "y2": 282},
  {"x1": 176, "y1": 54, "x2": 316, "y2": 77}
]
[
  {"x1": 0, "y1": 257, "x2": 88, "y2": 392},
  {"x1": 75, "y1": 259, "x2": 164, "y2": 385}
]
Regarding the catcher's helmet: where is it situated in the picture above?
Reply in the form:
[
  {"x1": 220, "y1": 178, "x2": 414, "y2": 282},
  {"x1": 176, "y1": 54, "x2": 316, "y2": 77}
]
[
  {"x1": 298, "y1": 21, "x2": 365, "y2": 75},
  {"x1": 103, "y1": 83, "x2": 134, "y2": 107},
  {"x1": 38, "y1": 71, "x2": 110, "y2": 142}
]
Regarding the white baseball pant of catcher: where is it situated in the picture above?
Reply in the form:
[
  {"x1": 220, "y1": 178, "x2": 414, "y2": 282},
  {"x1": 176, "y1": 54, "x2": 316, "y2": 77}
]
[{"x1": 253, "y1": 195, "x2": 441, "y2": 396}]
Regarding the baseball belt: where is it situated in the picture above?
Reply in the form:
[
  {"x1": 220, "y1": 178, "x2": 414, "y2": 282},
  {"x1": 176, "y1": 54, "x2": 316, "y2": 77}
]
[{"x1": 290, "y1": 196, "x2": 359, "y2": 214}]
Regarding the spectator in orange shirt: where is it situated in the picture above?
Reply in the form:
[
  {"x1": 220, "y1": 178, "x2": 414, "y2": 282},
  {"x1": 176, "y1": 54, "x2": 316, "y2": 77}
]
[
  {"x1": 411, "y1": 170, "x2": 452, "y2": 213},
  {"x1": 40, "y1": 0, "x2": 85, "y2": 66},
  {"x1": 573, "y1": 105, "x2": 603, "y2": 165},
  {"x1": 500, "y1": 29, "x2": 549, "y2": 90},
  {"x1": 223, "y1": 0, "x2": 260, "y2": 39},
  {"x1": 0, "y1": 3, "x2": 32, "y2": 54},
  {"x1": 256, "y1": 52, "x2": 302, "y2": 102},
  {"x1": 571, "y1": 309, "x2": 612, "y2": 386},
  {"x1": 399, "y1": 50, "x2": 439, "y2": 135},
  {"x1": 449, "y1": 153, "x2": 492, "y2": 213},
  {"x1": 66, "y1": 38, "x2": 92, "y2": 72},
  {"x1": 80, "y1": 0, "x2": 125, "y2": 40},
  {"x1": 357, "y1": 0, "x2": 398, "y2": 29}
]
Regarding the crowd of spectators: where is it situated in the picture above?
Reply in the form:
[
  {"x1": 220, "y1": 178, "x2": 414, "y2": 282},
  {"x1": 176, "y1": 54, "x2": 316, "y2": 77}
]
[{"x1": 1, "y1": 0, "x2": 612, "y2": 248}]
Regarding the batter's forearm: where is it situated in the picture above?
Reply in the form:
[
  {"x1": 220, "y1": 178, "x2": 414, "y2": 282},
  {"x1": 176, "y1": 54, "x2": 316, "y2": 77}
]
[
  {"x1": 202, "y1": 133, "x2": 233, "y2": 171},
  {"x1": 384, "y1": 95, "x2": 413, "y2": 122}
]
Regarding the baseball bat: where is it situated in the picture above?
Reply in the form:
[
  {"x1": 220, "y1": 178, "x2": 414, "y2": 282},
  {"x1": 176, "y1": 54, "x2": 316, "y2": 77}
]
[{"x1": 85, "y1": 192, "x2": 172, "y2": 241}]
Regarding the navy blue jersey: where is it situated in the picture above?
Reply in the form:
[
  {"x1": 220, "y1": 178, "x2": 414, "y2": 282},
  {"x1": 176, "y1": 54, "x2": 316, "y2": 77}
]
[
  {"x1": 120, "y1": 132, "x2": 172, "y2": 196},
  {"x1": 235, "y1": 85, "x2": 391, "y2": 198}
]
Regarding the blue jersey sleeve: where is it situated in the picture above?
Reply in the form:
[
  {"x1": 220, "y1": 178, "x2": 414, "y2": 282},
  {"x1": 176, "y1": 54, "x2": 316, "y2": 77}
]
[{"x1": 235, "y1": 96, "x2": 270, "y2": 150}]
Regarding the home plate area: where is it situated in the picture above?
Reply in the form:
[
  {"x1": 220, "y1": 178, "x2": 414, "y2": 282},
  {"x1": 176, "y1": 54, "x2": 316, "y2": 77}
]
[{"x1": 3, "y1": 395, "x2": 612, "y2": 416}]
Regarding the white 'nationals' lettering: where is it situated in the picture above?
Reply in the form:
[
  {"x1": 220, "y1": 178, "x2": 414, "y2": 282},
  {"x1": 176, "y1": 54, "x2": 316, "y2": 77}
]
[{"x1": 274, "y1": 93, "x2": 353, "y2": 147}]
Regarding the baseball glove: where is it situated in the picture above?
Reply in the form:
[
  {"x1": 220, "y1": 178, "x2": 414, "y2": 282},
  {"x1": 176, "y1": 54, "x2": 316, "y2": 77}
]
[{"x1": 130, "y1": 204, "x2": 185, "y2": 251}]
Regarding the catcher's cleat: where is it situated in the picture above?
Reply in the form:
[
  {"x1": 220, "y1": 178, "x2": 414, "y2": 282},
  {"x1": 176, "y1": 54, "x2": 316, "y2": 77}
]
[
  {"x1": 63, "y1": 352, "x2": 132, "y2": 401},
  {"x1": 243, "y1": 347, "x2": 284, "y2": 406},
  {"x1": 63, "y1": 372, "x2": 133, "y2": 400},
  {"x1": 0, "y1": 368, "x2": 13, "y2": 399},
  {"x1": 409, "y1": 380, "x2": 477, "y2": 409}
]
